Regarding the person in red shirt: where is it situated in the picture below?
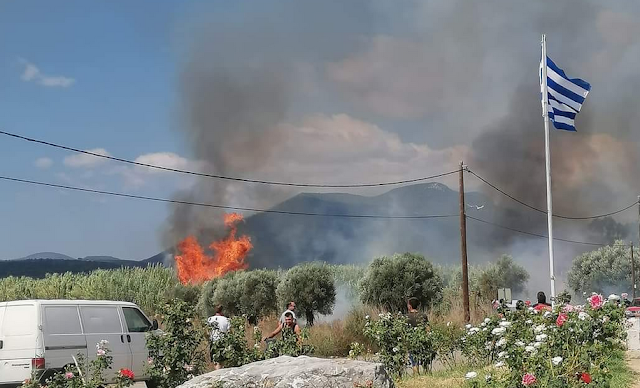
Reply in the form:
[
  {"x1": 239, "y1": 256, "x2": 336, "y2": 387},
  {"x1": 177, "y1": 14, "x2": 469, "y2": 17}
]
[{"x1": 533, "y1": 291, "x2": 552, "y2": 311}]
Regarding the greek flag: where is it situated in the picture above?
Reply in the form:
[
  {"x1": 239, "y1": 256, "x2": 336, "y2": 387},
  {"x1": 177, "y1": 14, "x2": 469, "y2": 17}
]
[{"x1": 541, "y1": 56, "x2": 591, "y2": 132}]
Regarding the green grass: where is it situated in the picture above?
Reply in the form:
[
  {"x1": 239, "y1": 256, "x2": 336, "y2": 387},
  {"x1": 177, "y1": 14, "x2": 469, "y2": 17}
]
[{"x1": 611, "y1": 351, "x2": 637, "y2": 388}]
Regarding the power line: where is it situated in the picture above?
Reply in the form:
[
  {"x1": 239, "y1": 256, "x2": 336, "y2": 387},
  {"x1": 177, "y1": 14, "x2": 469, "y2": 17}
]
[
  {"x1": 0, "y1": 175, "x2": 459, "y2": 220},
  {"x1": 467, "y1": 169, "x2": 637, "y2": 220},
  {"x1": 0, "y1": 130, "x2": 458, "y2": 188},
  {"x1": 466, "y1": 215, "x2": 619, "y2": 246}
]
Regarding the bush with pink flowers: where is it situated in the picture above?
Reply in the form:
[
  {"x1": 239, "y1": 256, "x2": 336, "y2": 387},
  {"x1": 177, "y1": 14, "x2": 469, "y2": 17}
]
[{"x1": 462, "y1": 293, "x2": 627, "y2": 388}]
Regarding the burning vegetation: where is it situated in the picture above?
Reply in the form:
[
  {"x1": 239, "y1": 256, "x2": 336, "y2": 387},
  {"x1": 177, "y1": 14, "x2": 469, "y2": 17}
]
[{"x1": 175, "y1": 213, "x2": 252, "y2": 284}]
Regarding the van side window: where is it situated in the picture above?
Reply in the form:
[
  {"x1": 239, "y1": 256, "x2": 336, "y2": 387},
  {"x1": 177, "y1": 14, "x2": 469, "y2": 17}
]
[
  {"x1": 80, "y1": 306, "x2": 122, "y2": 334},
  {"x1": 3, "y1": 305, "x2": 35, "y2": 336},
  {"x1": 122, "y1": 307, "x2": 151, "y2": 333},
  {"x1": 44, "y1": 306, "x2": 82, "y2": 335}
]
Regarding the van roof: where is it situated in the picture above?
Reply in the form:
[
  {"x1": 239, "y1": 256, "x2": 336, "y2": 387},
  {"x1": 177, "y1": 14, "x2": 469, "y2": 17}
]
[{"x1": 0, "y1": 299, "x2": 139, "y2": 307}]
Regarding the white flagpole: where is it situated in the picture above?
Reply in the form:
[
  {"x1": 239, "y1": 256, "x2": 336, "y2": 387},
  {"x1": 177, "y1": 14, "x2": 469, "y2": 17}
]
[{"x1": 541, "y1": 34, "x2": 556, "y2": 303}]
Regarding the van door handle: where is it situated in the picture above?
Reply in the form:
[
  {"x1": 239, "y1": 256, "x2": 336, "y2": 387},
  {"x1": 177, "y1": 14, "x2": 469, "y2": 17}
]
[
  {"x1": 0, "y1": 340, "x2": 3, "y2": 349},
  {"x1": 120, "y1": 335, "x2": 124, "y2": 343},
  {"x1": 127, "y1": 335, "x2": 131, "y2": 343}
]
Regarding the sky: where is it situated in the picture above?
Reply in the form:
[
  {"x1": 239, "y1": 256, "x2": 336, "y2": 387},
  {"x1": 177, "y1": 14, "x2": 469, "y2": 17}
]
[{"x1": 1, "y1": 0, "x2": 640, "y2": 267}]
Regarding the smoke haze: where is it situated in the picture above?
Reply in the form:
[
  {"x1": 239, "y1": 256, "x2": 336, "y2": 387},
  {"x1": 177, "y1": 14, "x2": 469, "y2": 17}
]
[{"x1": 163, "y1": 0, "x2": 640, "y2": 294}]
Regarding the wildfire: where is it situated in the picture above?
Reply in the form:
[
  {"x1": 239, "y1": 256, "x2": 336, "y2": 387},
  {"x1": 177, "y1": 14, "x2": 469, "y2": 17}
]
[{"x1": 174, "y1": 213, "x2": 252, "y2": 285}]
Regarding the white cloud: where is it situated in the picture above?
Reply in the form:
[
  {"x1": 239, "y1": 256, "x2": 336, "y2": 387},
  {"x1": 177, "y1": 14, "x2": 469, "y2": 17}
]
[
  {"x1": 19, "y1": 59, "x2": 75, "y2": 88},
  {"x1": 134, "y1": 152, "x2": 193, "y2": 173},
  {"x1": 109, "y1": 152, "x2": 204, "y2": 189},
  {"x1": 34, "y1": 157, "x2": 53, "y2": 169},
  {"x1": 254, "y1": 113, "x2": 467, "y2": 189},
  {"x1": 63, "y1": 148, "x2": 111, "y2": 168}
]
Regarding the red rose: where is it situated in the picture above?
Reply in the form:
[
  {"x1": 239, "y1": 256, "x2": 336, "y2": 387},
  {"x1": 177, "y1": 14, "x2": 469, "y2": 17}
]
[
  {"x1": 119, "y1": 368, "x2": 135, "y2": 380},
  {"x1": 525, "y1": 300, "x2": 531, "y2": 306},
  {"x1": 581, "y1": 373, "x2": 592, "y2": 383},
  {"x1": 556, "y1": 313, "x2": 568, "y2": 327}
]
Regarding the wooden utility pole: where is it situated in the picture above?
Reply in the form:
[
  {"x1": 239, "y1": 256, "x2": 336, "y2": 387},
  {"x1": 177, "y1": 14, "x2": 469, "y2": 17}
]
[
  {"x1": 632, "y1": 242, "x2": 636, "y2": 300},
  {"x1": 459, "y1": 161, "x2": 470, "y2": 322}
]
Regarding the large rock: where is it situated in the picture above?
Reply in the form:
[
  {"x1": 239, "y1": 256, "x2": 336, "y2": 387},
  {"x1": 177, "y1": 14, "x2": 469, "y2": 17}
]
[{"x1": 176, "y1": 356, "x2": 394, "y2": 388}]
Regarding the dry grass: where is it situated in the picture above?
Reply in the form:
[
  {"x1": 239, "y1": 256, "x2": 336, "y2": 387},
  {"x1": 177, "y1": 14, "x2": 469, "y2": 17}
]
[
  {"x1": 429, "y1": 293, "x2": 492, "y2": 327},
  {"x1": 396, "y1": 368, "x2": 468, "y2": 388}
]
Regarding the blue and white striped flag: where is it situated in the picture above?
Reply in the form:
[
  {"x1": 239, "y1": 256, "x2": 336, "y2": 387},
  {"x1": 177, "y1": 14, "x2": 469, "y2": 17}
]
[{"x1": 540, "y1": 56, "x2": 591, "y2": 132}]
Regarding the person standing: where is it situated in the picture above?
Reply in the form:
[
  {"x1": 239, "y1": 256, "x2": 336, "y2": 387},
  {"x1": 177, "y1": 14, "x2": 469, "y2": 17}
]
[
  {"x1": 533, "y1": 291, "x2": 552, "y2": 311},
  {"x1": 207, "y1": 305, "x2": 230, "y2": 370},
  {"x1": 279, "y1": 301, "x2": 297, "y2": 324}
]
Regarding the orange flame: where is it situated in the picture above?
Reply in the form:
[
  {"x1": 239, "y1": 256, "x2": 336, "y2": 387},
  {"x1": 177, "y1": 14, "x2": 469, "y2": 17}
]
[{"x1": 174, "y1": 213, "x2": 252, "y2": 285}]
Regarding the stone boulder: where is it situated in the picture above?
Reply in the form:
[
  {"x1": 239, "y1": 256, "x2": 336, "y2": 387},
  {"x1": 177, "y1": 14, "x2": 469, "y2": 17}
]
[{"x1": 176, "y1": 355, "x2": 394, "y2": 388}]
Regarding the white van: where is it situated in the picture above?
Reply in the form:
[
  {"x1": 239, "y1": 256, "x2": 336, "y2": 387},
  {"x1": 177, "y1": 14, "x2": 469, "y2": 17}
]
[{"x1": 0, "y1": 300, "x2": 159, "y2": 388}]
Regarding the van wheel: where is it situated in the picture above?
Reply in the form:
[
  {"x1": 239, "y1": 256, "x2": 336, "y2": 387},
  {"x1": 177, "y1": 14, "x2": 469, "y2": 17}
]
[{"x1": 145, "y1": 379, "x2": 160, "y2": 388}]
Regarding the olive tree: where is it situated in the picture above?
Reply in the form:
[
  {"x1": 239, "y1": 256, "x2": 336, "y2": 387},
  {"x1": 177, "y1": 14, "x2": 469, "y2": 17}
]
[
  {"x1": 198, "y1": 270, "x2": 279, "y2": 324},
  {"x1": 567, "y1": 241, "x2": 638, "y2": 295},
  {"x1": 360, "y1": 252, "x2": 443, "y2": 313},
  {"x1": 237, "y1": 269, "x2": 279, "y2": 325},
  {"x1": 276, "y1": 262, "x2": 336, "y2": 326},
  {"x1": 197, "y1": 278, "x2": 220, "y2": 318},
  {"x1": 477, "y1": 255, "x2": 529, "y2": 300}
]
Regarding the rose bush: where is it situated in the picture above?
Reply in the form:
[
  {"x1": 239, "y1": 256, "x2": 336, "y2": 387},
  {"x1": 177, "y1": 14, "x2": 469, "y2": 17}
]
[
  {"x1": 360, "y1": 313, "x2": 436, "y2": 377},
  {"x1": 146, "y1": 299, "x2": 207, "y2": 388},
  {"x1": 464, "y1": 293, "x2": 627, "y2": 388},
  {"x1": 20, "y1": 341, "x2": 135, "y2": 388}
]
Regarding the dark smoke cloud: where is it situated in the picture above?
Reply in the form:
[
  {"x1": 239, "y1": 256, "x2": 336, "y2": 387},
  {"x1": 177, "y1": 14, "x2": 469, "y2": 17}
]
[
  {"x1": 162, "y1": 0, "x2": 640, "y2": 294},
  {"x1": 163, "y1": 0, "x2": 377, "y2": 246}
]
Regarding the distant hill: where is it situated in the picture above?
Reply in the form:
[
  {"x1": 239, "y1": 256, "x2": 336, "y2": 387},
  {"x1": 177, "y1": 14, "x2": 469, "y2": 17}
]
[
  {"x1": 236, "y1": 182, "x2": 498, "y2": 269},
  {"x1": 4, "y1": 182, "x2": 604, "y2": 279},
  {"x1": 81, "y1": 256, "x2": 125, "y2": 263},
  {"x1": 0, "y1": 258, "x2": 149, "y2": 278},
  {"x1": 13, "y1": 252, "x2": 75, "y2": 261}
]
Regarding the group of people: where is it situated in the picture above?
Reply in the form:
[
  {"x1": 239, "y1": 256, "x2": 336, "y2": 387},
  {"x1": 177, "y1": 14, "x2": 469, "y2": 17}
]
[{"x1": 205, "y1": 301, "x2": 302, "y2": 369}]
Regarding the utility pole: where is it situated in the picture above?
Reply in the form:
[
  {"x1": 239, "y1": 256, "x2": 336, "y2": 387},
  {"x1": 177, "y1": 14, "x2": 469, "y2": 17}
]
[
  {"x1": 631, "y1": 195, "x2": 640, "y2": 299},
  {"x1": 459, "y1": 161, "x2": 470, "y2": 323},
  {"x1": 632, "y1": 242, "x2": 636, "y2": 300}
]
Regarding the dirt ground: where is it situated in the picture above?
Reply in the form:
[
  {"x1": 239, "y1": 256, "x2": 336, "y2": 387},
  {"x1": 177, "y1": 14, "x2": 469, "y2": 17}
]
[{"x1": 627, "y1": 351, "x2": 640, "y2": 388}]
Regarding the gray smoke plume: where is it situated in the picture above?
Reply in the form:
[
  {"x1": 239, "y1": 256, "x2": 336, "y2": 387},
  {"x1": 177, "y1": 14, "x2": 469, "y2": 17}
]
[
  {"x1": 163, "y1": 0, "x2": 376, "y2": 247},
  {"x1": 162, "y1": 0, "x2": 640, "y2": 294}
]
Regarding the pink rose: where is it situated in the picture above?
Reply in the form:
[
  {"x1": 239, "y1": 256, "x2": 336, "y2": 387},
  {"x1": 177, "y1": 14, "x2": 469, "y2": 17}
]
[
  {"x1": 589, "y1": 294, "x2": 604, "y2": 309},
  {"x1": 562, "y1": 304, "x2": 574, "y2": 313},
  {"x1": 97, "y1": 349, "x2": 106, "y2": 356},
  {"x1": 522, "y1": 373, "x2": 537, "y2": 386},
  {"x1": 64, "y1": 372, "x2": 74, "y2": 379},
  {"x1": 556, "y1": 313, "x2": 568, "y2": 327}
]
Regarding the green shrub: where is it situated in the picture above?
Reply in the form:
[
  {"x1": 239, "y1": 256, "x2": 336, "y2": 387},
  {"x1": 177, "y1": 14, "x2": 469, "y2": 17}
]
[
  {"x1": 430, "y1": 322, "x2": 464, "y2": 369},
  {"x1": 146, "y1": 299, "x2": 207, "y2": 388},
  {"x1": 197, "y1": 278, "x2": 219, "y2": 317},
  {"x1": 211, "y1": 271, "x2": 244, "y2": 316},
  {"x1": 168, "y1": 283, "x2": 203, "y2": 306},
  {"x1": 362, "y1": 313, "x2": 436, "y2": 377},
  {"x1": 277, "y1": 262, "x2": 336, "y2": 326}
]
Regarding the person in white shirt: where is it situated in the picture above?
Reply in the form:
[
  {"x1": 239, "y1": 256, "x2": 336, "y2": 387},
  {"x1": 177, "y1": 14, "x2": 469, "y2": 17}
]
[
  {"x1": 279, "y1": 301, "x2": 297, "y2": 324},
  {"x1": 207, "y1": 305, "x2": 230, "y2": 370}
]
